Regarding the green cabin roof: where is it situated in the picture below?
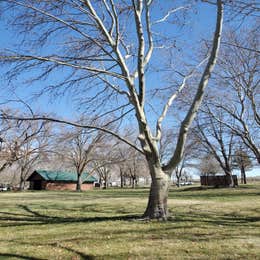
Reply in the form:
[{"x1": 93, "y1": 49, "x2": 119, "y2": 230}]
[{"x1": 30, "y1": 170, "x2": 97, "y2": 183}]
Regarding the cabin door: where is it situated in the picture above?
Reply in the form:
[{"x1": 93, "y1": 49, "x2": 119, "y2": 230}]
[{"x1": 33, "y1": 180, "x2": 42, "y2": 190}]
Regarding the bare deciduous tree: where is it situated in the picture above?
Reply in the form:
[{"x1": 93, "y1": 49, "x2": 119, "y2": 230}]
[
  {"x1": 95, "y1": 163, "x2": 111, "y2": 189},
  {"x1": 0, "y1": 114, "x2": 50, "y2": 189},
  {"x1": 198, "y1": 154, "x2": 221, "y2": 176},
  {"x1": 58, "y1": 126, "x2": 105, "y2": 191},
  {"x1": 207, "y1": 26, "x2": 260, "y2": 163},
  {"x1": 122, "y1": 148, "x2": 148, "y2": 189},
  {"x1": 233, "y1": 148, "x2": 253, "y2": 184},
  {"x1": 0, "y1": 1, "x2": 224, "y2": 220},
  {"x1": 17, "y1": 122, "x2": 50, "y2": 190},
  {"x1": 0, "y1": 120, "x2": 18, "y2": 173},
  {"x1": 194, "y1": 108, "x2": 236, "y2": 187}
]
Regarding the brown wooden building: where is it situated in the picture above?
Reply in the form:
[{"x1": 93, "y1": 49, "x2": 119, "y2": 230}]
[
  {"x1": 200, "y1": 175, "x2": 238, "y2": 187},
  {"x1": 27, "y1": 170, "x2": 97, "y2": 191}
]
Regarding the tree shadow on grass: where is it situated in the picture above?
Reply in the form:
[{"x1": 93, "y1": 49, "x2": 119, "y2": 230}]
[
  {"x1": 176, "y1": 186, "x2": 210, "y2": 192},
  {"x1": 0, "y1": 203, "x2": 259, "y2": 230},
  {"x1": 4, "y1": 240, "x2": 133, "y2": 260},
  {"x1": 44, "y1": 244, "x2": 131, "y2": 260},
  {"x1": 0, "y1": 253, "x2": 47, "y2": 260},
  {"x1": 170, "y1": 210, "x2": 260, "y2": 229},
  {"x1": 0, "y1": 204, "x2": 140, "y2": 228},
  {"x1": 1, "y1": 207, "x2": 259, "y2": 259},
  {"x1": 53, "y1": 245, "x2": 95, "y2": 260},
  {"x1": 0, "y1": 244, "x2": 95, "y2": 260}
]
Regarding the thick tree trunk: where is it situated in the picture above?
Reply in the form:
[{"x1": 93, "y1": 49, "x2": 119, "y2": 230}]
[
  {"x1": 176, "y1": 176, "x2": 180, "y2": 187},
  {"x1": 76, "y1": 173, "x2": 82, "y2": 191},
  {"x1": 19, "y1": 179, "x2": 25, "y2": 191},
  {"x1": 243, "y1": 171, "x2": 247, "y2": 185},
  {"x1": 132, "y1": 177, "x2": 136, "y2": 189},
  {"x1": 240, "y1": 168, "x2": 244, "y2": 184},
  {"x1": 120, "y1": 168, "x2": 124, "y2": 188},
  {"x1": 19, "y1": 170, "x2": 25, "y2": 191},
  {"x1": 123, "y1": 175, "x2": 127, "y2": 186},
  {"x1": 226, "y1": 171, "x2": 235, "y2": 187},
  {"x1": 241, "y1": 165, "x2": 247, "y2": 184},
  {"x1": 143, "y1": 167, "x2": 170, "y2": 220},
  {"x1": 103, "y1": 173, "x2": 108, "y2": 189}
]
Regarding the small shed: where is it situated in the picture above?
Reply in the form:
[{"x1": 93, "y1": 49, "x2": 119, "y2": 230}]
[
  {"x1": 200, "y1": 175, "x2": 238, "y2": 187},
  {"x1": 27, "y1": 170, "x2": 97, "y2": 191}
]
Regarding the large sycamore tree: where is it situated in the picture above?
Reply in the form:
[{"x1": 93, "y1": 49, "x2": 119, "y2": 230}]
[{"x1": 0, "y1": 0, "x2": 224, "y2": 220}]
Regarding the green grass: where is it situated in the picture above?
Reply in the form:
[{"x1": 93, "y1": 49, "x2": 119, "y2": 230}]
[{"x1": 0, "y1": 184, "x2": 260, "y2": 259}]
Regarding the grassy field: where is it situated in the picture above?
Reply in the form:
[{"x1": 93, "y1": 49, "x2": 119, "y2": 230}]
[{"x1": 0, "y1": 184, "x2": 260, "y2": 260}]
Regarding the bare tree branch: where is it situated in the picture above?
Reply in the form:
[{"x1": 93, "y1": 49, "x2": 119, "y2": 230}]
[
  {"x1": 0, "y1": 112, "x2": 144, "y2": 155},
  {"x1": 163, "y1": 0, "x2": 224, "y2": 172}
]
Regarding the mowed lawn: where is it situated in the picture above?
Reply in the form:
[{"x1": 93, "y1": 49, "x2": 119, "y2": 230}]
[{"x1": 0, "y1": 184, "x2": 260, "y2": 260}]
